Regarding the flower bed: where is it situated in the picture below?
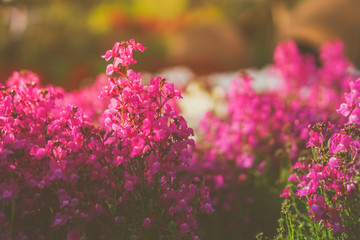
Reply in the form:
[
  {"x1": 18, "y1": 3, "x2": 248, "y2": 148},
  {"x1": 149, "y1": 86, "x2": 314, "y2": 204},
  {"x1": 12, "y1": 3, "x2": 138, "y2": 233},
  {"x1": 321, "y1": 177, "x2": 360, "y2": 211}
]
[{"x1": 1, "y1": 38, "x2": 359, "y2": 240}]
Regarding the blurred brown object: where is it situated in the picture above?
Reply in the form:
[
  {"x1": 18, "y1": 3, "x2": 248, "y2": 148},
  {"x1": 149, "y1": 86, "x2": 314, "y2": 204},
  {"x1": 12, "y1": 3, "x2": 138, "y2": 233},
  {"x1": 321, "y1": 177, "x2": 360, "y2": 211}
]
[
  {"x1": 166, "y1": 19, "x2": 251, "y2": 74},
  {"x1": 273, "y1": 0, "x2": 360, "y2": 65}
]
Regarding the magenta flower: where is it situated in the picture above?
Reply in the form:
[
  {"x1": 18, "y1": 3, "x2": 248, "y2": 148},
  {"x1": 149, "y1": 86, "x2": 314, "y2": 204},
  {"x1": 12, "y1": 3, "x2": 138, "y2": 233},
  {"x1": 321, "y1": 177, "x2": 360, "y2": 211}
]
[
  {"x1": 308, "y1": 195, "x2": 328, "y2": 222},
  {"x1": 102, "y1": 42, "x2": 120, "y2": 61},
  {"x1": 280, "y1": 188, "x2": 290, "y2": 198},
  {"x1": 142, "y1": 217, "x2": 152, "y2": 229},
  {"x1": 306, "y1": 131, "x2": 323, "y2": 148},
  {"x1": 288, "y1": 174, "x2": 298, "y2": 182},
  {"x1": 201, "y1": 203, "x2": 215, "y2": 214},
  {"x1": 129, "y1": 39, "x2": 146, "y2": 52},
  {"x1": 332, "y1": 222, "x2": 346, "y2": 235},
  {"x1": 328, "y1": 157, "x2": 341, "y2": 168},
  {"x1": 180, "y1": 223, "x2": 191, "y2": 235},
  {"x1": 0, "y1": 182, "x2": 18, "y2": 199},
  {"x1": 236, "y1": 153, "x2": 254, "y2": 169}
]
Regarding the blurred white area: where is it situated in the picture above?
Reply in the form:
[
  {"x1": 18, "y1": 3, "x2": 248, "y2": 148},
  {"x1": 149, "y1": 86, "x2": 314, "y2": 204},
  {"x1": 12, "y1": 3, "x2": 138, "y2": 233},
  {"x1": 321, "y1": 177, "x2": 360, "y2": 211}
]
[
  {"x1": 248, "y1": 67, "x2": 281, "y2": 92},
  {"x1": 157, "y1": 66, "x2": 281, "y2": 135},
  {"x1": 159, "y1": 66, "x2": 195, "y2": 88},
  {"x1": 179, "y1": 82, "x2": 225, "y2": 135}
]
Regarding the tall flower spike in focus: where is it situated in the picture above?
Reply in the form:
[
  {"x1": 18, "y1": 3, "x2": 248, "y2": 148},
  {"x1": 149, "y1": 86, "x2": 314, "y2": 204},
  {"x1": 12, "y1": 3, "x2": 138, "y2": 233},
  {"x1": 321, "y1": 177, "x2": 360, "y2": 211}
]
[{"x1": 99, "y1": 39, "x2": 213, "y2": 239}]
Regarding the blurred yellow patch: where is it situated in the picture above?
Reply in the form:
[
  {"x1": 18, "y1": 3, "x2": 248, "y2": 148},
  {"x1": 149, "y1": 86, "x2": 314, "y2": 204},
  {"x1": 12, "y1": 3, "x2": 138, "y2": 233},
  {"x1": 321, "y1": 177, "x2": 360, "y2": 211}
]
[
  {"x1": 184, "y1": 4, "x2": 224, "y2": 24},
  {"x1": 87, "y1": 3, "x2": 126, "y2": 34},
  {"x1": 132, "y1": 0, "x2": 188, "y2": 19}
]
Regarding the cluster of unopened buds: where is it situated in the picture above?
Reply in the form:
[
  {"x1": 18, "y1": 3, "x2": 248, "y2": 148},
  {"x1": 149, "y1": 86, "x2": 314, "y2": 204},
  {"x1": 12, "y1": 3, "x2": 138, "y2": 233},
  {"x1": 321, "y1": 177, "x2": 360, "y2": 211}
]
[{"x1": 0, "y1": 39, "x2": 213, "y2": 239}]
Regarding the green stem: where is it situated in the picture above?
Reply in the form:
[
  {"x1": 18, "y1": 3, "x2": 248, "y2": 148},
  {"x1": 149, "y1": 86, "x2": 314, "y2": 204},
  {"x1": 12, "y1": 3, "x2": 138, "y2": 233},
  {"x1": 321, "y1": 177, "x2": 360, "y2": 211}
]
[
  {"x1": 325, "y1": 226, "x2": 331, "y2": 240},
  {"x1": 114, "y1": 182, "x2": 117, "y2": 215}
]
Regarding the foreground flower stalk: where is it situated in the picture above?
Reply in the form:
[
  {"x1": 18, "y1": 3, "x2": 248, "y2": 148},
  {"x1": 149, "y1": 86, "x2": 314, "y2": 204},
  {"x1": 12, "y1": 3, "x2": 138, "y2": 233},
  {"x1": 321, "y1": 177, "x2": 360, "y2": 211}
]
[{"x1": 278, "y1": 79, "x2": 360, "y2": 239}]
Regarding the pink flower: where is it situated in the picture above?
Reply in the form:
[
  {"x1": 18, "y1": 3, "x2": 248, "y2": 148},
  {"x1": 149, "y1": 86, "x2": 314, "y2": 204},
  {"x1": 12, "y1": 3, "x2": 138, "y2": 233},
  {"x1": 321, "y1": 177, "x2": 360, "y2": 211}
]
[
  {"x1": 236, "y1": 153, "x2": 254, "y2": 169},
  {"x1": 328, "y1": 157, "x2": 341, "y2": 168},
  {"x1": 288, "y1": 174, "x2": 298, "y2": 182},
  {"x1": 102, "y1": 42, "x2": 120, "y2": 61},
  {"x1": 129, "y1": 39, "x2": 146, "y2": 52},
  {"x1": 51, "y1": 212, "x2": 69, "y2": 227},
  {"x1": 337, "y1": 103, "x2": 352, "y2": 117},
  {"x1": 332, "y1": 222, "x2": 346, "y2": 235},
  {"x1": 201, "y1": 203, "x2": 215, "y2": 214},
  {"x1": 214, "y1": 175, "x2": 224, "y2": 189},
  {"x1": 130, "y1": 137, "x2": 146, "y2": 158},
  {"x1": 180, "y1": 223, "x2": 191, "y2": 235},
  {"x1": 308, "y1": 195, "x2": 328, "y2": 222},
  {"x1": 124, "y1": 181, "x2": 134, "y2": 192},
  {"x1": 280, "y1": 188, "x2": 290, "y2": 198},
  {"x1": 106, "y1": 64, "x2": 118, "y2": 76},
  {"x1": 0, "y1": 182, "x2": 19, "y2": 199},
  {"x1": 142, "y1": 217, "x2": 152, "y2": 229},
  {"x1": 306, "y1": 132, "x2": 323, "y2": 148},
  {"x1": 150, "y1": 162, "x2": 161, "y2": 175}
]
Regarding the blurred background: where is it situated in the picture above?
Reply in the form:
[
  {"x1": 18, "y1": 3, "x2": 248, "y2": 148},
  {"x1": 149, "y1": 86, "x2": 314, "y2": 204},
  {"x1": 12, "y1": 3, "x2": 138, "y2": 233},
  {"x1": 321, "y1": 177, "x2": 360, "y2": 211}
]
[{"x1": 1, "y1": 0, "x2": 360, "y2": 90}]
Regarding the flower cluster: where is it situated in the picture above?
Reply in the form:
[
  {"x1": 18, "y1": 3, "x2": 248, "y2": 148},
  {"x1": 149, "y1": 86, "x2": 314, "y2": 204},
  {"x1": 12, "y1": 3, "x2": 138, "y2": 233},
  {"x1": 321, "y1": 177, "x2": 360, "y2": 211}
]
[
  {"x1": 273, "y1": 40, "x2": 354, "y2": 113},
  {"x1": 0, "y1": 40, "x2": 213, "y2": 239},
  {"x1": 191, "y1": 40, "x2": 357, "y2": 239},
  {"x1": 279, "y1": 79, "x2": 360, "y2": 239},
  {"x1": 103, "y1": 39, "x2": 146, "y2": 76}
]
